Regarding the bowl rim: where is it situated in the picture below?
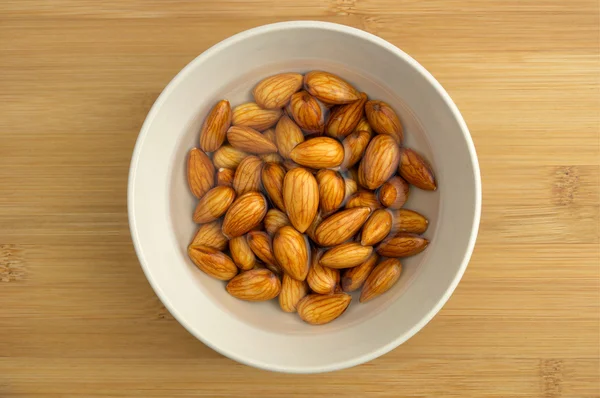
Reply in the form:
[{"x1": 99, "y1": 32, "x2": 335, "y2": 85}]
[{"x1": 128, "y1": 20, "x2": 482, "y2": 373}]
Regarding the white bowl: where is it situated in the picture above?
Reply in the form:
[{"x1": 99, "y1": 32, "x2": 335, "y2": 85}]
[{"x1": 128, "y1": 21, "x2": 481, "y2": 373}]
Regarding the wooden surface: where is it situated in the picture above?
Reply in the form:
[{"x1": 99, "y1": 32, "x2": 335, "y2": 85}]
[{"x1": 1, "y1": 1, "x2": 599, "y2": 396}]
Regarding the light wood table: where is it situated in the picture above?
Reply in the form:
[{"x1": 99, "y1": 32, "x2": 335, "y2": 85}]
[{"x1": 1, "y1": 1, "x2": 598, "y2": 396}]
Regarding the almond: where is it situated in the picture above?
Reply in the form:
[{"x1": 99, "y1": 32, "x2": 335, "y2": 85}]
[
  {"x1": 231, "y1": 102, "x2": 282, "y2": 131},
  {"x1": 260, "y1": 152, "x2": 284, "y2": 164},
  {"x1": 253, "y1": 73, "x2": 303, "y2": 109},
  {"x1": 345, "y1": 190, "x2": 382, "y2": 211},
  {"x1": 261, "y1": 162, "x2": 286, "y2": 211},
  {"x1": 216, "y1": 168, "x2": 235, "y2": 187},
  {"x1": 232, "y1": 155, "x2": 263, "y2": 195},
  {"x1": 354, "y1": 117, "x2": 373, "y2": 135},
  {"x1": 360, "y1": 258, "x2": 402, "y2": 303},
  {"x1": 365, "y1": 100, "x2": 403, "y2": 143},
  {"x1": 314, "y1": 207, "x2": 371, "y2": 246},
  {"x1": 361, "y1": 209, "x2": 393, "y2": 246},
  {"x1": 212, "y1": 145, "x2": 249, "y2": 169},
  {"x1": 316, "y1": 169, "x2": 345, "y2": 215},
  {"x1": 289, "y1": 137, "x2": 344, "y2": 169},
  {"x1": 320, "y1": 242, "x2": 373, "y2": 269},
  {"x1": 283, "y1": 167, "x2": 319, "y2": 233},
  {"x1": 264, "y1": 208, "x2": 291, "y2": 235},
  {"x1": 262, "y1": 127, "x2": 277, "y2": 145},
  {"x1": 358, "y1": 134, "x2": 401, "y2": 189},
  {"x1": 305, "y1": 210, "x2": 323, "y2": 242},
  {"x1": 279, "y1": 274, "x2": 309, "y2": 312},
  {"x1": 187, "y1": 245, "x2": 238, "y2": 280},
  {"x1": 275, "y1": 115, "x2": 304, "y2": 158},
  {"x1": 304, "y1": 71, "x2": 360, "y2": 104},
  {"x1": 398, "y1": 147, "x2": 437, "y2": 190},
  {"x1": 341, "y1": 130, "x2": 371, "y2": 170},
  {"x1": 187, "y1": 148, "x2": 215, "y2": 199},
  {"x1": 229, "y1": 235, "x2": 256, "y2": 270},
  {"x1": 307, "y1": 249, "x2": 339, "y2": 294},
  {"x1": 325, "y1": 93, "x2": 367, "y2": 138},
  {"x1": 273, "y1": 226, "x2": 310, "y2": 281},
  {"x1": 378, "y1": 176, "x2": 410, "y2": 209},
  {"x1": 282, "y1": 159, "x2": 318, "y2": 174},
  {"x1": 222, "y1": 192, "x2": 268, "y2": 238},
  {"x1": 227, "y1": 125, "x2": 278, "y2": 154},
  {"x1": 341, "y1": 253, "x2": 378, "y2": 292},
  {"x1": 247, "y1": 231, "x2": 279, "y2": 271},
  {"x1": 190, "y1": 220, "x2": 228, "y2": 251},
  {"x1": 192, "y1": 186, "x2": 236, "y2": 223},
  {"x1": 377, "y1": 233, "x2": 429, "y2": 257},
  {"x1": 226, "y1": 268, "x2": 281, "y2": 301},
  {"x1": 288, "y1": 90, "x2": 324, "y2": 134},
  {"x1": 297, "y1": 293, "x2": 352, "y2": 325},
  {"x1": 199, "y1": 99, "x2": 231, "y2": 152},
  {"x1": 391, "y1": 209, "x2": 429, "y2": 234},
  {"x1": 343, "y1": 177, "x2": 358, "y2": 204}
]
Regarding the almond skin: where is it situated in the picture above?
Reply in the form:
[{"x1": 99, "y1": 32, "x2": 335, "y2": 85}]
[
  {"x1": 212, "y1": 145, "x2": 249, "y2": 169},
  {"x1": 246, "y1": 231, "x2": 279, "y2": 270},
  {"x1": 231, "y1": 102, "x2": 282, "y2": 131},
  {"x1": 279, "y1": 274, "x2": 309, "y2": 312},
  {"x1": 365, "y1": 100, "x2": 403, "y2": 144},
  {"x1": 192, "y1": 186, "x2": 236, "y2": 224},
  {"x1": 314, "y1": 207, "x2": 371, "y2": 247},
  {"x1": 377, "y1": 233, "x2": 429, "y2": 257},
  {"x1": 187, "y1": 148, "x2": 215, "y2": 199},
  {"x1": 378, "y1": 176, "x2": 410, "y2": 209},
  {"x1": 190, "y1": 220, "x2": 228, "y2": 251},
  {"x1": 341, "y1": 130, "x2": 371, "y2": 170},
  {"x1": 354, "y1": 117, "x2": 373, "y2": 135},
  {"x1": 304, "y1": 71, "x2": 361, "y2": 105},
  {"x1": 261, "y1": 162, "x2": 286, "y2": 211},
  {"x1": 320, "y1": 242, "x2": 373, "y2": 269},
  {"x1": 297, "y1": 293, "x2": 352, "y2": 325},
  {"x1": 360, "y1": 258, "x2": 402, "y2": 303},
  {"x1": 229, "y1": 235, "x2": 256, "y2": 270},
  {"x1": 316, "y1": 169, "x2": 345, "y2": 215},
  {"x1": 216, "y1": 168, "x2": 235, "y2": 187},
  {"x1": 345, "y1": 190, "x2": 382, "y2": 211},
  {"x1": 222, "y1": 192, "x2": 268, "y2": 238},
  {"x1": 283, "y1": 167, "x2": 319, "y2": 233},
  {"x1": 273, "y1": 226, "x2": 310, "y2": 281},
  {"x1": 253, "y1": 73, "x2": 303, "y2": 109},
  {"x1": 305, "y1": 211, "x2": 323, "y2": 243},
  {"x1": 361, "y1": 209, "x2": 393, "y2": 246},
  {"x1": 275, "y1": 115, "x2": 305, "y2": 159},
  {"x1": 341, "y1": 253, "x2": 378, "y2": 292},
  {"x1": 187, "y1": 245, "x2": 238, "y2": 280},
  {"x1": 232, "y1": 156, "x2": 263, "y2": 195},
  {"x1": 199, "y1": 99, "x2": 231, "y2": 152},
  {"x1": 398, "y1": 148, "x2": 437, "y2": 190},
  {"x1": 358, "y1": 134, "x2": 401, "y2": 190},
  {"x1": 307, "y1": 250, "x2": 340, "y2": 294},
  {"x1": 260, "y1": 152, "x2": 284, "y2": 164},
  {"x1": 390, "y1": 209, "x2": 429, "y2": 234},
  {"x1": 226, "y1": 125, "x2": 277, "y2": 154},
  {"x1": 264, "y1": 208, "x2": 290, "y2": 235},
  {"x1": 325, "y1": 93, "x2": 367, "y2": 138},
  {"x1": 343, "y1": 177, "x2": 358, "y2": 204},
  {"x1": 288, "y1": 90, "x2": 324, "y2": 134},
  {"x1": 226, "y1": 268, "x2": 281, "y2": 301},
  {"x1": 290, "y1": 137, "x2": 345, "y2": 169}
]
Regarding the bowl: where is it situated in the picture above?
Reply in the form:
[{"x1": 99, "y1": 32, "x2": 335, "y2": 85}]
[{"x1": 128, "y1": 21, "x2": 481, "y2": 373}]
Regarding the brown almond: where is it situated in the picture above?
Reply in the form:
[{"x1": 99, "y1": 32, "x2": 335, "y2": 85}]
[
  {"x1": 199, "y1": 99, "x2": 231, "y2": 152},
  {"x1": 190, "y1": 220, "x2": 228, "y2": 251},
  {"x1": 253, "y1": 73, "x2": 303, "y2": 109},
  {"x1": 273, "y1": 226, "x2": 310, "y2": 281},
  {"x1": 304, "y1": 71, "x2": 361, "y2": 104},
  {"x1": 360, "y1": 258, "x2": 402, "y2": 303},
  {"x1": 358, "y1": 134, "x2": 401, "y2": 189},
  {"x1": 264, "y1": 208, "x2": 291, "y2": 235},
  {"x1": 391, "y1": 209, "x2": 429, "y2": 234},
  {"x1": 354, "y1": 117, "x2": 373, "y2": 135},
  {"x1": 314, "y1": 207, "x2": 371, "y2": 247},
  {"x1": 341, "y1": 130, "x2": 371, "y2": 170},
  {"x1": 341, "y1": 253, "x2": 378, "y2": 292},
  {"x1": 231, "y1": 102, "x2": 282, "y2": 131},
  {"x1": 377, "y1": 233, "x2": 429, "y2": 257},
  {"x1": 398, "y1": 147, "x2": 437, "y2": 190},
  {"x1": 320, "y1": 242, "x2": 373, "y2": 269},
  {"x1": 262, "y1": 127, "x2": 277, "y2": 145},
  {"x1": 212, "y1": 145, "x2": 249, "y2": 169},
  {"x1": 222, "y1": 192, "x2": 268, "y2": 238},
  {"x1": 229, "y1": 235, "x2": 256, "y2": 270},
  {"x1": 216, "y1": 168, "x2": 235, "y2": 187},
  {"x1": 345, "y1": 190, "x2": 382, "y2": 211},
  {"x1": 297, "y1": 293, "x2": 352, "y2": 325},
  {"x1": 282, "y1": 159, "x2": 318, "y2": 174},
  {"x1": 288, "y1": 90, "x2": 324, "y2": 134},
  {"x1": 305, "y1": 211, "x2": 323, "y2": 242},
  {"x1": 365, "y1": 100, "x2": 403, "y2": 143},
  {"x1": 316, "y1": 169, "x2": 345, "y2": 215},
  {"x1": 227, "y1": 125, "x2": 278, "y2": 154},
  {"x1": 361, "y1": 209, "x2": 393, "y2": 246},
  {"x1": 192, "y1": 186, "x2": 236, "y2": 224},
  {"x1": 232, "y1": 155, "x2": 263, "y2": 195},
  {"x1": 343, "y1": 177, "x2": 358, "y2": 204},
  {"x1": 187, "y1": 148, "x2": 215, "y2": 199},
  {"x1": 290, "y1": 137, "x2": 344, "y2": 169},
  {"x1": 378, "y1": 176, "x2": 409, "y2": 209},
  {"x1": 283, "y1": 167, "x2": 319, "y2": 233},
  {"x1": 226, "y1": 268, "x2": 281, "y2": 301},
  {"x1": 325, "y1": 93, "x2": 367, "y2": 138},
  {"x1": 260, "y1": 152, "x2": 284, "y2": 164},
  {"x1": 307, "y1": 249, "x2": 340, "y2": 294},
  {"x1": 187, "y1": 245, "x2": 238, "y2": 280},
  {"x1": 275, "y1": 115, "x2": 305, "y2": 159},
  {"x1": 279, "y1": 274, "x2": 309, "y2": 312},
  {"x1": 261, "y1": 162, "x2": 286, "y2": 211},
  {"x1": 247, "y1": 231, "x2": 279, "y2": 270}
]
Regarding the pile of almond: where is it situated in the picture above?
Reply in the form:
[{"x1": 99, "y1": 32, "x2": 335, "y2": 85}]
[{"x1": 187, "y1": 71, "x2": 436, "y2": 325}]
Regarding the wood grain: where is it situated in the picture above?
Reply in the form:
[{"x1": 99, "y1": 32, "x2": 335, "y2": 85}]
[{"x1": 1, "y1": 0, "x2": 598, "y2": 396}]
